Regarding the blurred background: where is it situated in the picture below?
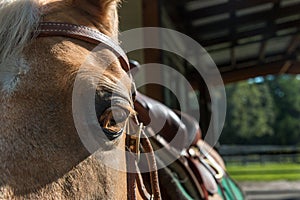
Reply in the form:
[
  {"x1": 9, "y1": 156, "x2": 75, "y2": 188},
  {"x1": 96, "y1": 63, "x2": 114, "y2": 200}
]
[{"x1": 119, "y1": 1, "x2": 300, "y2": 199}]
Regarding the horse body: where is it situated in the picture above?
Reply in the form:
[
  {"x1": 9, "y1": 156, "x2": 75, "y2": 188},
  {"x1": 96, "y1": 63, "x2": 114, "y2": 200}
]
[{"x1": 0, "y1": 0, "x2": 131, "y2": 199}]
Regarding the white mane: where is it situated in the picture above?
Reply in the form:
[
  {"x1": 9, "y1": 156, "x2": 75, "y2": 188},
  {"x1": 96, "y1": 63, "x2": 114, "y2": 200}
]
[{"x1": 0, "y1": 0, "x2": 41, "y2": 92}]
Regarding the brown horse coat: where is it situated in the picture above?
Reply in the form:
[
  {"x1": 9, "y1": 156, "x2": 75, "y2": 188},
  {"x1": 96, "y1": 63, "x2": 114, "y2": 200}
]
[{"x1": 0, "y1": 0, "x2": 136, "y2": 199}]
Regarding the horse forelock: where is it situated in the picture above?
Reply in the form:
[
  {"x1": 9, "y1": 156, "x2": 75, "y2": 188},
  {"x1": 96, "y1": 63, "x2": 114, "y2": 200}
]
[
  {"x1": 0, "y1": 0, "x2": 123, "y2": 95},
  {"x1": 0, "y1": 0, "x2": 41, "y2": 92}
]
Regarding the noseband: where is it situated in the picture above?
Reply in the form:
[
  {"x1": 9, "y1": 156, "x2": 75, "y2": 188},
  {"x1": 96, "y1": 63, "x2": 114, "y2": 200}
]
[{"x1": 35, "y1": 22, "x2": 161, "y2": 200}]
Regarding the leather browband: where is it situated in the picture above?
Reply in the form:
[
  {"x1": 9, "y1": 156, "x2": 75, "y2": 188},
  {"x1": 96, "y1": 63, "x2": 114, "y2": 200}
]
[{"x1": 36, "y1": 22, "x2": 130, "y2": 72}]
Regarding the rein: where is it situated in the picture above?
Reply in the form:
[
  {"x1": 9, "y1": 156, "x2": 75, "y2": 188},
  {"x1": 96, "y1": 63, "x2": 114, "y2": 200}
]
[{"x1": 35, "y1": 22, "x2": 161, "y2": 200}]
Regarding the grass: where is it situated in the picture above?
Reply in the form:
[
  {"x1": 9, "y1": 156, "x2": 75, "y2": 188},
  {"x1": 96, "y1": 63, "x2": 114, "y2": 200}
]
[{"x1": 226, "y1": 163, "x2": 300, "y2": 181}]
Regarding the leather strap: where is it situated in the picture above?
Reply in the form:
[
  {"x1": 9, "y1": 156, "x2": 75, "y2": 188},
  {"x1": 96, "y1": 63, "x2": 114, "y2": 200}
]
[
  {"x1": 126, "y1": 149, "x2": 138, "y2": 200},
  {"x1": 127, "y1": 122, "x2": 161, "y2": 200},
  {"x1": 140, "y1": 134, "x2": 161, "y2": 200},
  {"x1": 36, "y1": 22, "x2": 130, "y2": 72}
]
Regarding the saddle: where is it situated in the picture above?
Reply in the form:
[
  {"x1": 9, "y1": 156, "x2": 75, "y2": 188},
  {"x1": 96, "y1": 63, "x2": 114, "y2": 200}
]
[
  {"x1": 134, "y1": 92, "x2": 243, "y2": 200},
  {"x1": 135, "y1": 92, "x2": 210, "y2": 199}
]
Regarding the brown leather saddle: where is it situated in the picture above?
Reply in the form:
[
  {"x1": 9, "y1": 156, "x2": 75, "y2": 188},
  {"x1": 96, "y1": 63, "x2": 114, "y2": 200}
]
[
  {"x1": 135, "y1": 92, "x2": 226, "y2": 200},
  {"x1": 131, "y1": 59, "x2": 227, "y2": 199}
]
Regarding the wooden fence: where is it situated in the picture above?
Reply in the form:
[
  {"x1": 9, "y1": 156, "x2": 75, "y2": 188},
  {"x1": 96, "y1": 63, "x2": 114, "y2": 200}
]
[{"x1": 219, "y1": 145, "x2": 300, "y2": 165}]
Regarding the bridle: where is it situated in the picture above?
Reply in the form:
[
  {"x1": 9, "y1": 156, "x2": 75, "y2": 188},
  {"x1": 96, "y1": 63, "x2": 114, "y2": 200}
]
[{"x1": 35, "y1": 22, "x2": 161, "y2": 200}]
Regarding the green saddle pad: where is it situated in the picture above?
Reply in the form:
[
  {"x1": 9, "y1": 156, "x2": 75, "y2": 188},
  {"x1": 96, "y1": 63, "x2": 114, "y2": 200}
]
[{"x1": 218, "y1": 174, "x2": 245, "y2": 200}]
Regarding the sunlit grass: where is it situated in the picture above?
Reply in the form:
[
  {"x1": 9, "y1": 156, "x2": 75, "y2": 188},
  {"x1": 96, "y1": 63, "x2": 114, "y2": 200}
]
[{"x1": 226, "y1": 163, "x2": 300, "y2": 181}]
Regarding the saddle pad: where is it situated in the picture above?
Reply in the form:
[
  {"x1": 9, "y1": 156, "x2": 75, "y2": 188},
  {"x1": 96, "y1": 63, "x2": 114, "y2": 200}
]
[{"x1": 218, "y1": 174, "x2": 245, "y2": 200}]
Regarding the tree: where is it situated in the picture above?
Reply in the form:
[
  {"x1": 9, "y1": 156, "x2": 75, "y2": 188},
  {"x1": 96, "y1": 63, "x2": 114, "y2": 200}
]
[
  {"x1": 266, "y1": 75, "x2": 300, "y2": 145},
  {"x1": 221, "y1": 75, "x2": 300, "y2": 145},
  {"x1": 220, "y1": 79, "x2": 275, "y2": 144}
]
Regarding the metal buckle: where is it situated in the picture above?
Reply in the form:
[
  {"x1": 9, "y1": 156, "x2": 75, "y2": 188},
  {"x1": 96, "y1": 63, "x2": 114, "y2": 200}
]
[
  {"x1": 203, "y1": 158, "x2": 224, "y2": 180},
  {"x1": 188, "y1": 145, "x2": 224, "y2": 180}
]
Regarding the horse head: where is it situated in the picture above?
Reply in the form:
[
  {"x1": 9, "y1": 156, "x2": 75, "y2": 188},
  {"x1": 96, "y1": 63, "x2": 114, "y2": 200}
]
[{"x1": 0, "y1": 0, "x2": 137, "y2": 199}]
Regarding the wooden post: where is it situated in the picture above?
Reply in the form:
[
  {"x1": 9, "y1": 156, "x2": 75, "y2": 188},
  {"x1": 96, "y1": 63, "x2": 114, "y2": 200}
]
[{"x1": 142, "y1": 0, "x2": 164, "y2": 102}]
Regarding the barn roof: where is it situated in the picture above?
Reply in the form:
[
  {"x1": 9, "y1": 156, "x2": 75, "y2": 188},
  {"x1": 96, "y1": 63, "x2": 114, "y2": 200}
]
[{"x1": 164, "y1": 0, "x2": 300, "y2": 83}]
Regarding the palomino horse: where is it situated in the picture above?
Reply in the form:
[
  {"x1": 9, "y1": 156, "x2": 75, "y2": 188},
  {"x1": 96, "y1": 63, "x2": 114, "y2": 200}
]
[{"x1": 0, "y1": 0, "x2": 161, "y2": 199}]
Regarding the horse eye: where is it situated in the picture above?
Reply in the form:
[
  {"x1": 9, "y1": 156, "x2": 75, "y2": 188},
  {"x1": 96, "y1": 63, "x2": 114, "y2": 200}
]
[{"x1": 99, "y1": 107, "x2": 129, "y2": 138}]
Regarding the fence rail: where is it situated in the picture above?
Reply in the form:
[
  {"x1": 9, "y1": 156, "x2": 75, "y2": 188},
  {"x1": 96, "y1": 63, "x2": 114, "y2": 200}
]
[
  {"x1": 219, "y1": 145, "x2": 300, "y2": 165},
  {"x1": 219, "y1": 146, "x2": 300, "y2": 199}
]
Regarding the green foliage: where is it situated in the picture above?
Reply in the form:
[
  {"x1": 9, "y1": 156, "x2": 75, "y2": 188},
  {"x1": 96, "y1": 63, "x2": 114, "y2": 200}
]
[
  {"x1": 266, "y1": 75, "x2": 300, "y2": 145},
  {"x1": 220, "y1": 75, "x2": 300, "y2": 145}
]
